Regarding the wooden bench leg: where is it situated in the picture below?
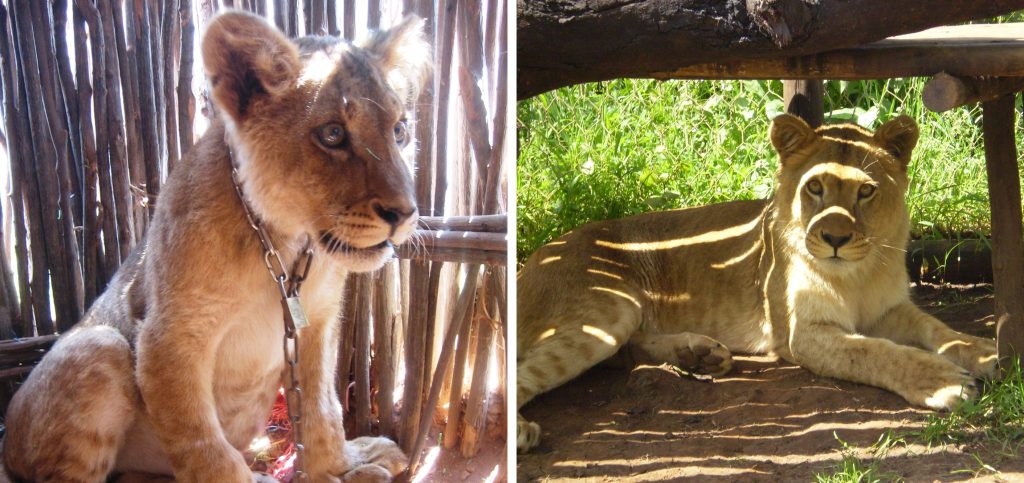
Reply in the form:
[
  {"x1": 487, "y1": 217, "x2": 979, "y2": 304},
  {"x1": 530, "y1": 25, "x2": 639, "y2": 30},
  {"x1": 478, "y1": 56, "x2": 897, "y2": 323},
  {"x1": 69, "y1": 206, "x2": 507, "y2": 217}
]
[
  {"x1": 982, "y1": 93, "x2": 1024, "y2": 367},
  {"x1": 783, "y1": 80, "x2": 824, "y2": 128}
]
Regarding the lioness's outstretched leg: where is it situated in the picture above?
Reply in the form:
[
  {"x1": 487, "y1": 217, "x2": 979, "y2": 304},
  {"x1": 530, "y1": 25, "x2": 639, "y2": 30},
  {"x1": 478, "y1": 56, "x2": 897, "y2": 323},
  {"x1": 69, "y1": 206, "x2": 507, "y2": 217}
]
[
  {"x1": 865, "y1": 302, "x2": 997, "y2": 378},
  {"x1": 4, "y1": 326, "x2": 137, "y2": 482},
  {"x1": 789, "y1": 322, "x2": 977, "y2": 410},
  {"x1": 628, "y1": 332, "x2": 734, "y2": 376},
  {"x1": 517, "y1": 307, "x2": 641, "y2": 452}
]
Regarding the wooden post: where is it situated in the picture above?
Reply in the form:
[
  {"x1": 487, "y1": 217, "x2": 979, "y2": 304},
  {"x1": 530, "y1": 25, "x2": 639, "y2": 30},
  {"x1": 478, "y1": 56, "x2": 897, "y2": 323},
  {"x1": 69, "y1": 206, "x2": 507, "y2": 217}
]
[
  {"x1": 783, "y1": 79, "x2": 824, "y2": 128},
  {"x1": 982, "y1": 93, "x2": 1024, "y2": 366},
  {"x1": 353, "y1": 273, "x2": 373, "y2": 436}
]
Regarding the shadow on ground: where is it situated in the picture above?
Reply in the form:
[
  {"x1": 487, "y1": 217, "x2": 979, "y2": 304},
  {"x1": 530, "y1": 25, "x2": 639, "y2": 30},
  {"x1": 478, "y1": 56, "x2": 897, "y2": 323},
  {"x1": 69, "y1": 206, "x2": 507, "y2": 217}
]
[{"x1": 518, "y1": 284, "x2": 1024, "y2": 482}]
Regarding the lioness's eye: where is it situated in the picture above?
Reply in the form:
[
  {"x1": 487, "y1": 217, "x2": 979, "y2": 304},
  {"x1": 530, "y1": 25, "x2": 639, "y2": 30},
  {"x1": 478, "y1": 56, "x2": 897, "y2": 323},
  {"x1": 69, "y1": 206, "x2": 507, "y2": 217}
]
[
  {"x1": 806, "y1": 179, "x2": 823, "y2": 196},
  {"x1": 858, "y1": 183, "x2": 877, "y2": 199},
  {"x1": 316, "y1": 123, "x2": 347, "y2": 148},
  {"x1": 394, "y1": 120, "x2": 409, "y2": 146}
]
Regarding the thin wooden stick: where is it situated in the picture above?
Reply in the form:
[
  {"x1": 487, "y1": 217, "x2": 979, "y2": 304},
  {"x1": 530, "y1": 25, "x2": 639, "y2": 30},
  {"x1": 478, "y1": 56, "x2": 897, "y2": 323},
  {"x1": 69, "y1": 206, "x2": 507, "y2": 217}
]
[
  {"x1": 134, "y1": 0, "x2": 162, "y2": 215},
  {"x1": 441, "y1": 280, "x2": 474, "y2": 448},
  {"x1": 178, "y1": 0, "x2": 195, "y2": 155},
  {"x1": 0, "y1": 5, "x2": 31, "y2": 335},
  {"x1": 98, "y1": 0, "x2": 135, "y2": 273},
  {"x1": 163, "y1": 0, "x2": 181, "y2": 173},
  {"x1": 460, "y1": 276, "x2": 494, "y2": 457},
  {"x1": 417, "y1": 214, "x2": 506, "y2": 232},
  {"x1": 408, "y1": 264, "x2": 480, "y2": 472},
  {"x1": 337, "y1": 278, "x2": 359, "y2": 414},
  {"x1": 372, "y1": 260, "x2": 398, "y2": 436},
  {"x1": 431, "y1": 0, "x2": 457, "y2": 215},
  {"x1": 112, "y1": 0, "x2": 149, "y2": 242},
  {"x1": 353, "y1": 273, "x2": 373, "y2": 436}
]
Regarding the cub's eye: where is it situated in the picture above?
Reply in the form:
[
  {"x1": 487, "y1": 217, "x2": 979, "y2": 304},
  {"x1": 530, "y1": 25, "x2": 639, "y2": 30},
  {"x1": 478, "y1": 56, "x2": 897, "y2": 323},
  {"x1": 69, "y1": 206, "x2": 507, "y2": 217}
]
[
  {"x1": 394, "y1": 120, "x2": 409, "y2": 146},
  {"x1": 858, "y1": 183, "x2": 877, "y2": 199},
  {"x1": 316, "y1": 123, "x2": 347, "y2": 149},
  {"x1": 806, "y1": 179, "x2": 823, "y2": 196}
]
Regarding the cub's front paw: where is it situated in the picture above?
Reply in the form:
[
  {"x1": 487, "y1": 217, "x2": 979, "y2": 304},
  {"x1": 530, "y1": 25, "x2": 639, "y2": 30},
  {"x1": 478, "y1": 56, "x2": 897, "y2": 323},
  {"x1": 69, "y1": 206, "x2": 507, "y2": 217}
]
[
  {"x1": 339, "y1": 436, "x2": 408, "y2": 482},
  {"x1": 938, "y1": 335, "x2": 997, "y2": 379},
  {"x1": 899, "y1": 356, "x2": 977, "y2": 411}
]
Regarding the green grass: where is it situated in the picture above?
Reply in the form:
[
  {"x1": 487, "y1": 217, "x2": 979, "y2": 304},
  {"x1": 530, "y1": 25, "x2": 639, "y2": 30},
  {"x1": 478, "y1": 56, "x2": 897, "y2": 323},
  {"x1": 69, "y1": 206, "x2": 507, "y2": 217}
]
[
  {"x1": 917, "y1": 358, "x2": 1024, "y2": 449},
  {"x1": 815, "y1": 361, "x2": 1024, "y2": 481},
  {"x1": 517, "y1": 78, "x2": 1024, "y2": 264}
]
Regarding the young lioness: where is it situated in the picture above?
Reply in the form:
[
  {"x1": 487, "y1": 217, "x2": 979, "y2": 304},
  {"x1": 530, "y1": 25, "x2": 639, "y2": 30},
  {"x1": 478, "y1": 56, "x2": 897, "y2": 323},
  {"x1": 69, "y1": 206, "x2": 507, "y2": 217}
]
[
  {"x1": 516, "y1": 114, "x2": 998, "y2": 452},
  {"x1": 4, "y1": 12, "x2": 428, "y2": 482}
]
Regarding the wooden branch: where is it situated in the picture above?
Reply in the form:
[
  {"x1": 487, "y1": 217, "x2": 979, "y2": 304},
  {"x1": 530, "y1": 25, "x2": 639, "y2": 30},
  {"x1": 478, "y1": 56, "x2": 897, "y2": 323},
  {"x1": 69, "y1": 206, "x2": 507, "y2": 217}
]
[
  {"x1": 368, "y1": 0, "x2": 381, "y2": 30},
  {"x1": 0, "y1": 5, "x2": 32, "y2": 335},
  {"x1": 272, "y1": 0, "x2": 287, "y2": 33},
  {"x1": 310, "y1": 0, "x2": 326, "y2": 35},
  {"x1": 412, "y1": 230, "x2": 506, "y2": 252},
  {"x1": 431, "y1": 0, "x2": 456, "y2": 216},
  {"x1": 286, "y1": 0, "x2": 298, "y2": 38},
  {"x1": 982, "y1": 95, "x2": 1024, "y2": 365},
  {"x1": 342, "y1": 0, "x2": 355, "y2": 40},
  {"x1": 326, "y1": 0, "x2": 338, "y2": 36},
  {"x1": 409, "y1": 264, "x2": 480, "y2": 473},
  {"x1": 51, "y1": 0, "x2": 84, "y2": 230},
  {"x1": 178, "y1": 0, "x2": 195, "y2": 154},
  {"x1": 337, "y1": 277, "x2": 358, "y2": 415},
  {"x1": 483, "y1": 0, "x2": 508, "y2": 215},
  {"x1": 372, "y1": 261, "x2": 398, "y2": 436},
  {"x1": 112, "y1": 0, "x2": 148, "y2": 243},
  {"x1": 923, "y1": 72, "x2": 1024, "y2": 112},
  {"x1": 399, "y1": 260, "x2": 430, "y2": 452},
  {"x1": 99, "y1": 0, "x2": 135, "y2": 271},
  {"x1": 134, "y1": 0, "x2": 162, "y2": 215},
  {"x1": 70, "y1": 1, "x2": 101, "y2": 305},
  {"x1": 395, "y1": 246, "x2": 505, "y2": 266},
  {"x1": 457, "y1": 0, "x2": 491, "y2": 215},
  {"x1": 162, "y1": 0, "x2": 181, "y2": 173},
  {"x1": 460, "y1": 279, "x2": 493, "y2": 457},
  {"x1": 353, "y1": 273, "x2": 372, "y2": 436},
  {"x1": 519, "y1": 1, "x2": 1024, "y2": 98},
  {"x1": 417, "y1": 214, "x2": 506, "y2": 233}
]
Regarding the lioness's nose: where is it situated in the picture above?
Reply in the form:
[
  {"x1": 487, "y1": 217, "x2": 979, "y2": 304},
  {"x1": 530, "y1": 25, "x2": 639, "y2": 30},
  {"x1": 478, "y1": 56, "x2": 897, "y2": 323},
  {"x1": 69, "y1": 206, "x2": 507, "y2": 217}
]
[
  {"x1": 821, "y1": 231, "x2": 852, "y2": 249},
  {"x1": 372, "y1": 200, "x2": 416, "y2": 227}
]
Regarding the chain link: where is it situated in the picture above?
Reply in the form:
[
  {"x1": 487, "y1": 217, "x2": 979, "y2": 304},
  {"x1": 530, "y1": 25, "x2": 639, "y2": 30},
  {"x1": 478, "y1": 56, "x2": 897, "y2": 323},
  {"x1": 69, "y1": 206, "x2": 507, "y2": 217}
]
[{"x1": 229, "y1": 148, "x2": 311, "y2": 481}]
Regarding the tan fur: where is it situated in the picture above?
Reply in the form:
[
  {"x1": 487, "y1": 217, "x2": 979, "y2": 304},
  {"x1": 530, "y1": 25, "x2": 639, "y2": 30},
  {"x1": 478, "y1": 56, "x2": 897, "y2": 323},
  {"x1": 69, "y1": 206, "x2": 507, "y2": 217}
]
[
  {"x1": 4, "y1": 11, "x2": 429, "y2": 482},
  {"x1": 516, "y1": 114, "x2": 997, "y2": 453}
]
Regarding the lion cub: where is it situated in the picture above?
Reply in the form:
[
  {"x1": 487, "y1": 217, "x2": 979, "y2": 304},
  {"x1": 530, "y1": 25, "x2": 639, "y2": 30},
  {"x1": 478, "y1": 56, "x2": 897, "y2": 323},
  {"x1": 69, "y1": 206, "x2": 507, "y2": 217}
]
[
  {"x1": 516, "y1": 114, "x2": 997, "y2": 452},
  {"x1": 4, "y1": 12, "x2": 428, "y2": 482}
]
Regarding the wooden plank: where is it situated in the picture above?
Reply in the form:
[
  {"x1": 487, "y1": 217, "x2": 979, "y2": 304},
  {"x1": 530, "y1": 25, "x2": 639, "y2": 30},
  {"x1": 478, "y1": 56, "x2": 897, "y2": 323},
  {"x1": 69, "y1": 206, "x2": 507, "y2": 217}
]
[
  {"x1": 982, "y1": 94, "x2": 1024, "y2": 366},
  {"x1": 656, "y1": 25, "x2": 1024, "y2": 81}
]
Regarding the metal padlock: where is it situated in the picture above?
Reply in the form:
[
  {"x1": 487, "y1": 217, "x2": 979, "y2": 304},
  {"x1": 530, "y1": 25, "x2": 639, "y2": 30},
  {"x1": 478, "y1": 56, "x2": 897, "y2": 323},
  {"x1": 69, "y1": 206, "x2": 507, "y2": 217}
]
[{"x1": 283, "y1": 296, "x2": 310, "y2": 330}]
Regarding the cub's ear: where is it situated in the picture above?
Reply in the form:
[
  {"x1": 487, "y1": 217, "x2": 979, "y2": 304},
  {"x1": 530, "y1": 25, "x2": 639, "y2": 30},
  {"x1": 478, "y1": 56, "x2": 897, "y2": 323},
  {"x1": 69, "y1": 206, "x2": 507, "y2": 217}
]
[
  {"x1": 359, "y1": 15, "x2": 431, "y2": 107},
  {"x1": 874, "y1": 115, "x2": 919, "y2": 169},
  {"x1": 202, "y1": 11, "x2": 300, "y2": 123},
  {"x1": 770, "y1": 114, "x2": 818, "y2": 164}
]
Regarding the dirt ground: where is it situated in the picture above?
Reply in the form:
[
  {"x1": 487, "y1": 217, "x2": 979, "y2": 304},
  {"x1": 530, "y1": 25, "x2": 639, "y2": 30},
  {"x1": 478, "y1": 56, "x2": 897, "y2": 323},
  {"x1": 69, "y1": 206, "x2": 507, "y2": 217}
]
[{"x1": 518, "y1": 284, "x2": 1024, "y2": 482}]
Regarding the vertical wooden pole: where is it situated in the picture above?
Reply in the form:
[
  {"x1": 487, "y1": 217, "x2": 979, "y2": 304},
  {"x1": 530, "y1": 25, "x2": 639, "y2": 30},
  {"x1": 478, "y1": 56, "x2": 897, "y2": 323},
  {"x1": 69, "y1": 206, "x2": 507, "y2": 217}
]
[
  {"x1": 353, "y1": 273, "x2": 373, "y2": 436},
  {"x1": 982, "y1": 94, "x2": 1024, "y2": 366},
  {"x1": 372, "y1": 261, "x2": 398, "y2": 436},
  {"x1": 783, "y1": 79, "x2": 824, "y2": 128},
  {"x1": 178, "y1": 0, "x2": 195, "y2": 155}
]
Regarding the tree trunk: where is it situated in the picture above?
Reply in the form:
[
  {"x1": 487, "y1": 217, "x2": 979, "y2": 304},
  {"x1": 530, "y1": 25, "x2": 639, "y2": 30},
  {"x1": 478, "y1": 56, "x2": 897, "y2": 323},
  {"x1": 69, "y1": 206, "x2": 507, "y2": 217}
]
[{"x1": 518, "y1": 0, "x2": 1024, "y2": 98}]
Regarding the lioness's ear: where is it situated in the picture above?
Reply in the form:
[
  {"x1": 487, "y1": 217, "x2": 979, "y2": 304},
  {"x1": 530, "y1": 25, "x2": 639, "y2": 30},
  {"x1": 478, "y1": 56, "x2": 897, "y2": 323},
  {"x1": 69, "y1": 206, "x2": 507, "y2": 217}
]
[
  {"x1": 770, "y1": 114, "x2": 817, "y2": 163},
  {"x1": 202, "y1": 11, "x2": 300, "y2": 123},
  {"x1": 360, "y1": 15, "x2": 431, "y2": 107},
  {"x1": 874, "y1": 115, "x2": 919, "y2": 169}
]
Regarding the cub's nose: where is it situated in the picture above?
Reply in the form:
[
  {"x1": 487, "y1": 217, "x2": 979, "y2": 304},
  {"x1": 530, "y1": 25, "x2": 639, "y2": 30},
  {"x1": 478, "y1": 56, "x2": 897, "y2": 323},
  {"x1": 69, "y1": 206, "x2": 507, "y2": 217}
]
[
  {"x1": 821, "y1": 231, "x2": 852, "y2": 249},
  {"x1": 372, "y1": 200, "x2": 416, "y2": 227}
]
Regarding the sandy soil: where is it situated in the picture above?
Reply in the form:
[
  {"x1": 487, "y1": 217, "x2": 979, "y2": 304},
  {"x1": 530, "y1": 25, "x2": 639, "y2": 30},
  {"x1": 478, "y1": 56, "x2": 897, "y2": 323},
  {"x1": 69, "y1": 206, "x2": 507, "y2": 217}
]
[{"x1": 518, "y1": 284, "x2": 1024, "y2": 482}]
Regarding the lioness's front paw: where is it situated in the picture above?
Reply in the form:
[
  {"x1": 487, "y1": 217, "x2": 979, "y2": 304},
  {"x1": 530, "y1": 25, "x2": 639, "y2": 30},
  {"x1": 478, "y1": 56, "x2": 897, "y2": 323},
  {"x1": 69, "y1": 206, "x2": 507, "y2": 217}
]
[
  {"x1": 938, "y1": 335, "x2": 997, "y2": 379},
  {"x1": 517, "y1": 414, "x2": 541, "y2": 453},
  {"x1": 339, "y1": 436, "x2": 407, "y2": 482},
  {"x1": 676, "y1": 337, "x2": 733, "y2": 377},
  {"x1": 899, "y1": 357, "x2": 977, "y2": 410}
]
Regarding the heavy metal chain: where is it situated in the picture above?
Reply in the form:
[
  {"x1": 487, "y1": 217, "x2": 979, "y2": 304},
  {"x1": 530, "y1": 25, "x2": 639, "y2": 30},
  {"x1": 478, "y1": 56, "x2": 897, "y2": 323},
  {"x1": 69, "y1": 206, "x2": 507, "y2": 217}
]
[{"x1": 229, "y1": 148, "x2": 314, "y2": 482}]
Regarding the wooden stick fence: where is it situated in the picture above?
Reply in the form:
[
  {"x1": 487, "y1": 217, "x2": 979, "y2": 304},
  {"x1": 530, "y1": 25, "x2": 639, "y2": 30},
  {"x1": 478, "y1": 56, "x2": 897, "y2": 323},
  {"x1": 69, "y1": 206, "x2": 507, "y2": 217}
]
[{"x1": 0, "y1": 0, "x2": 507, "y2": 469}]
